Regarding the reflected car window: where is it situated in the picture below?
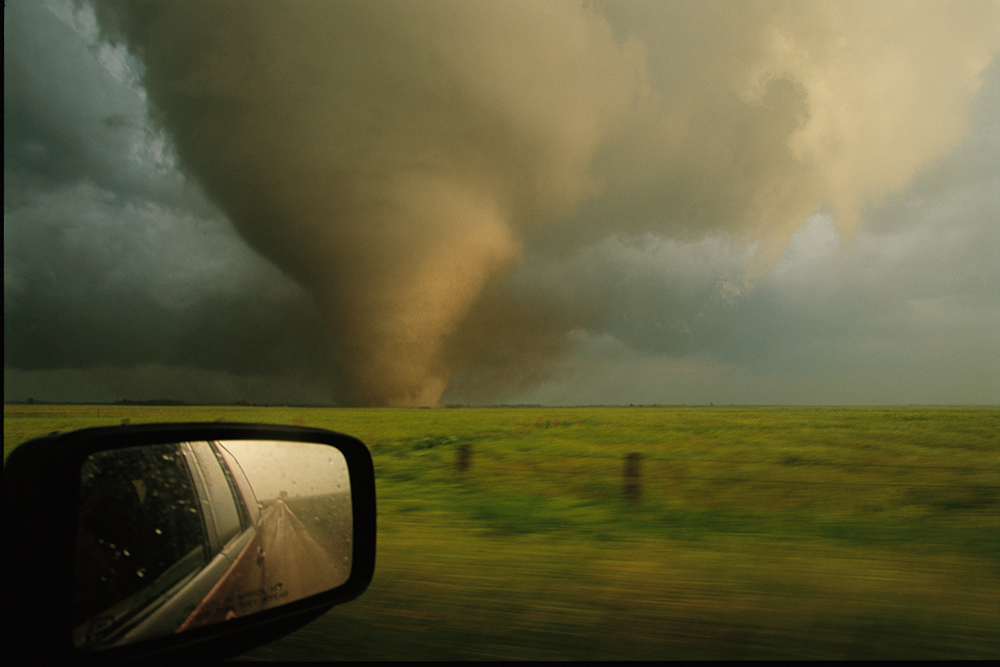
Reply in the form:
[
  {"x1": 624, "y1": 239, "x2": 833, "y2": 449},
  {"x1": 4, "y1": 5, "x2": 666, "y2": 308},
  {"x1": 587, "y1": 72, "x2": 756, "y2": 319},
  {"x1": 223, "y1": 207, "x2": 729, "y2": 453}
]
[
  {"x1": 213, "y1": 441, "x2": 261, "y2": 529},
  {"x1": 74, "y1": 444, "x2": 207, "y2": 635},
  {"x1": 185, "y1": 441, "x2": 243, "y2": 550}
]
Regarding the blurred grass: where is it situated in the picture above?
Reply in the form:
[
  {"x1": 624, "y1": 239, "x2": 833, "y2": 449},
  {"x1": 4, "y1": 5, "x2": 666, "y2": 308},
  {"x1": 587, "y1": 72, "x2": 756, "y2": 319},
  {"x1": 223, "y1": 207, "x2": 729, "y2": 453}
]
[{"x1": 4, "y1": 404, "x2": 999, "y2": 659}]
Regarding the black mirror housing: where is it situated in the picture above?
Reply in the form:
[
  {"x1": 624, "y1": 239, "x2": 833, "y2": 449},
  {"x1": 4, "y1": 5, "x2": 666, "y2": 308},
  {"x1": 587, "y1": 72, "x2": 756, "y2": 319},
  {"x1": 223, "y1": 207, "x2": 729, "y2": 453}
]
[{"x1": 3, "y1": 422, "x2": 376, "y2": 663}]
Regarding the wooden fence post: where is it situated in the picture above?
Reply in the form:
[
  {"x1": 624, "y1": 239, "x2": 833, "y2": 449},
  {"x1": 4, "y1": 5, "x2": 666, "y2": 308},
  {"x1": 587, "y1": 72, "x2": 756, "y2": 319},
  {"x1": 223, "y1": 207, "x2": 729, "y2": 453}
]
[
  {"x1": 624, "y1": 452, "x2": 642, "y2": 503},
  {"x1": 456, "y1": 444, "x2": 472, "y2": 473}
]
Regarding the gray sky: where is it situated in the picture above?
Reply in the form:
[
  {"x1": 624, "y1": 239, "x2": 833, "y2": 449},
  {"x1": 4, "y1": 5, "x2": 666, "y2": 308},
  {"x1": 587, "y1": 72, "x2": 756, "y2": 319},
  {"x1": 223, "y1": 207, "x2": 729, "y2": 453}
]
[
  {"x1": 5, "y1": 0, "x2": 999, "y2": 406},
  {"x1": 217, "y1": 440, "x2": 350, "y2": 502}
]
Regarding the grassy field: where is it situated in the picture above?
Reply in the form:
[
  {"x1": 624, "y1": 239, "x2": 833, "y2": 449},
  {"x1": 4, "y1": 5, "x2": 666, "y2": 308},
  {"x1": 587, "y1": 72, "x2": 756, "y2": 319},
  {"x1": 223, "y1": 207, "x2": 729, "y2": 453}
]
[{"x1": 4, "y1": 404, "x2": 999, "y2": 659}]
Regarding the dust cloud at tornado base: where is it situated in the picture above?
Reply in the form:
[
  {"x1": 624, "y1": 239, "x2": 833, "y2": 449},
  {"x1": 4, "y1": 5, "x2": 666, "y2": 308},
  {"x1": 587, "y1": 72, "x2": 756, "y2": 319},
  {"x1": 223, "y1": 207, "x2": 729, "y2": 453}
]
[{"x1": 91, "y1": 0, "x2": 1000, "y2": 406}]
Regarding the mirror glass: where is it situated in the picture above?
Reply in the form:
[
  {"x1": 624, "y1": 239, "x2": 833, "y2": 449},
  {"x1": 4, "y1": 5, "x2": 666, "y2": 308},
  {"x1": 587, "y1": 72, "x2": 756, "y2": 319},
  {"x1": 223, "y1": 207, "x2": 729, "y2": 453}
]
[{"x1": 72, "y1": 440, "x2": 352, "y2": 651}]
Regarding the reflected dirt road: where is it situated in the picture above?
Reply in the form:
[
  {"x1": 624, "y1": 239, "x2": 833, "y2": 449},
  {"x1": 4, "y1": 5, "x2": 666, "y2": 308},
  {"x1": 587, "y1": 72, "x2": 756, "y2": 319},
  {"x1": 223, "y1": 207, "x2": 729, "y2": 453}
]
[{"x1": 256, "y1": 498, "x2": 348, "y2": 606}]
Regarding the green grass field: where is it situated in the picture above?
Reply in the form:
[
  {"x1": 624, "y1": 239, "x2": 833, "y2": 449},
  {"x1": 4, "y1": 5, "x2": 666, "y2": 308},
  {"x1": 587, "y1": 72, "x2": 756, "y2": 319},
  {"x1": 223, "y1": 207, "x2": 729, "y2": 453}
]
[{"x1": 5, "y1": 404, "x2": 999, "y2": 659}]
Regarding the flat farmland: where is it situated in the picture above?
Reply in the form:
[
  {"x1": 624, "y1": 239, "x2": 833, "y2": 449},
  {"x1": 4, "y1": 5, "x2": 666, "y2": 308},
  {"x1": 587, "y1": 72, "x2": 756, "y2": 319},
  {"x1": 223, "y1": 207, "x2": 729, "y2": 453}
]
[{"x1": 4, "y1": 405, "x2": 999, "y2": 659}]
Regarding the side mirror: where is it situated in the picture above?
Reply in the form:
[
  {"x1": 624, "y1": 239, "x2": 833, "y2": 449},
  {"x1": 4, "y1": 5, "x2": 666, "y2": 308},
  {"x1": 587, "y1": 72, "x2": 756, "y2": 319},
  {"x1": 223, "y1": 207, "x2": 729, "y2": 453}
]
[{"x1": 3, "y1": 423, "x2": 376, "y2": 663}]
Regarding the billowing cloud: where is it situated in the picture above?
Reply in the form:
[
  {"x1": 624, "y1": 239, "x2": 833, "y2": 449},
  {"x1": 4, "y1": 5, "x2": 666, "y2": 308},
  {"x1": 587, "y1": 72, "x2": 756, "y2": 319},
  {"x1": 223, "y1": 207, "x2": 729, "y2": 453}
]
[
  {"x1": 5, "y1": 0, "x2": 999, "y2": 406},
  {"x1": 85, "y1": 0, "x2": 997, "y2": 405},
  {"x1": 576, "y1": 1, "x2": 1000, "y2": 266}
]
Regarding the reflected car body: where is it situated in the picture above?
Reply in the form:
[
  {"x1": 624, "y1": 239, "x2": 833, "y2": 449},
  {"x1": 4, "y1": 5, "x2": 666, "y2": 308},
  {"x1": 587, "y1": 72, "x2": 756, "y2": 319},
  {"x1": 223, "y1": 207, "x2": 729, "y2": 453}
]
[{"x1": 73, "y1": 440, "x2": 267, "y2": 649}]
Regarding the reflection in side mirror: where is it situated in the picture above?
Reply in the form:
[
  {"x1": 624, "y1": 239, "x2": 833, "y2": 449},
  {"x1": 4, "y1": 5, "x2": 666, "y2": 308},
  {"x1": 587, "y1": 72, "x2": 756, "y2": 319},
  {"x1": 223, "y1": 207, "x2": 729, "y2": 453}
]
[{"x1": 72, "y1": 440, "x2": 353, "y2": 651}]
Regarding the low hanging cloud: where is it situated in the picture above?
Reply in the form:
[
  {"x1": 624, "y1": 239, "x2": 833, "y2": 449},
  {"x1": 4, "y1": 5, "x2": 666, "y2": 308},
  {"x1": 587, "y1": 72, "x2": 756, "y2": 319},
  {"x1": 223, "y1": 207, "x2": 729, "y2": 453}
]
[{"x1": 75, "y1": 0, "x2": 1000, "y2": 406}]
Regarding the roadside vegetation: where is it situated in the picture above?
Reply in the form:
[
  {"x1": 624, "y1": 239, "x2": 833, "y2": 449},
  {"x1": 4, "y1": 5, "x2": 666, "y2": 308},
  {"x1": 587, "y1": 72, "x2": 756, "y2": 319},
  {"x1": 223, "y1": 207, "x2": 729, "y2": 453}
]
[{"x1": 5, "y1": 405, "x2": 998, "y2": 659}]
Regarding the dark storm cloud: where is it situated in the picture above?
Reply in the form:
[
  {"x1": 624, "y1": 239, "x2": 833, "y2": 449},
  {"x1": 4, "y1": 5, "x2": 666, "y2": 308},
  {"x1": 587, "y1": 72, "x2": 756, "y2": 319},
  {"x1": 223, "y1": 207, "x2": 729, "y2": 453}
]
[
  {"x1": 83, "y1": 0, "x2": 998, "y2": 406},
  {"x1": 5, "y1": 0, "x2": 164, "y2": 201},
  {"x1": 3, "y1": 181, "x2": 333, "y2": 375},
  {"x1": 5, "y1": 0, "x2": 999, "y2": 406},
  {"x1": 4, "y1": 1, "x2": 342, "y2": 403},
  {"x1": 5, "y1": 0, "x2": 121, "y2": 186}
]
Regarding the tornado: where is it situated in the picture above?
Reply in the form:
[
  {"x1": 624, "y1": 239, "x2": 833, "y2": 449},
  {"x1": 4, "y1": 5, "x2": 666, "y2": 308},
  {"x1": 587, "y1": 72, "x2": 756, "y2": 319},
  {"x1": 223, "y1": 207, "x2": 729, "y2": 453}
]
[{"x1": 91, "y1": 0, "x2": 999, "y2": 405}]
